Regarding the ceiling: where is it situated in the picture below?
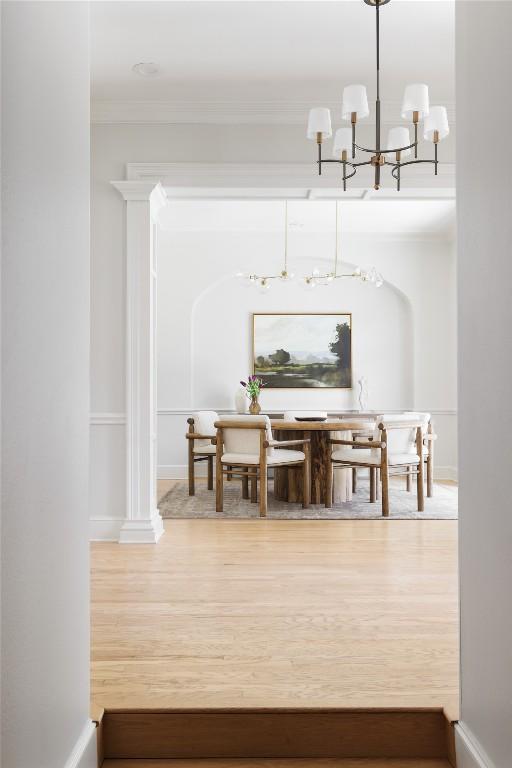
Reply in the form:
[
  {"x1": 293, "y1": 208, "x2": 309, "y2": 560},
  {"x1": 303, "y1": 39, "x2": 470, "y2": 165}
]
[
  {"x1": 91, "y1": 1, "x2": 455, "y2": 119},
  {"x1": 158, "y1": 199, "x2": 455, "y2": 237}
]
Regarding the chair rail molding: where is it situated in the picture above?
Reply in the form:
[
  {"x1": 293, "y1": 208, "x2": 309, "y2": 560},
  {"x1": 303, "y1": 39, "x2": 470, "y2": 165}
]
[
  {"x1": 111, "y1": 181, "x2": 167, "y2": 543},
  {"x1": 90, "y1": 412, "x2": 126, "y2": 426}
]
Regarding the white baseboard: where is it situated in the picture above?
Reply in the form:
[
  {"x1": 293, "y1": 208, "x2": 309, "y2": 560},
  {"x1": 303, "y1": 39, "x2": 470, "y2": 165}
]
[
  {"x1": 455, "y1": 722, "x2": 496, "y2": 768},
  {"x1": 119, "y1": 509, "x2": 164, "y2": 543},
  {"x1": 63, "y1": 720, "x2": 97, "y2": 768},
  {"x1": 89, "y1": 516, "x2": 124, "y2": 541},
  {"x1": 158, "y1": 463, "x2": 192, "y2": 479},
  {"x1": 90, "y1": 512, "x2": 165, "y2": 542},
  {"x1": 434, "y1": 465, "x2": 458, "y2": 482}
]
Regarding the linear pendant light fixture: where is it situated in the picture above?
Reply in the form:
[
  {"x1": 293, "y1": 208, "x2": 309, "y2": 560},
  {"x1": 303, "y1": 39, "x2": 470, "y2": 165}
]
[
  {"x1": 236, "y1": 201, "x2": 295, "y2": 292},
  {"x1": 237, "y1": 201, "x2": 384, "y2": 292},
  {"x1": 307, "y1": 0, "x2": 449, "y2": 191},
  {"x1": 303, "y1": 201, "x2": 383, "y2": 289}
]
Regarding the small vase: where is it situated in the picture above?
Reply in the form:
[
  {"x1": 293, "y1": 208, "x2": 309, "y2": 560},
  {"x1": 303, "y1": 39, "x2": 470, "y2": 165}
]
[{"x1": 249, "y1": 396, "x2": 261, "y2": 415}]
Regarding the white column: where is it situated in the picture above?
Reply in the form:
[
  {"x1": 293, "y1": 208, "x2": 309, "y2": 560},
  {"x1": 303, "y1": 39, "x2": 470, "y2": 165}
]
[{"x1": 112, "y1": 182, "x2": 167, "y2": 543}]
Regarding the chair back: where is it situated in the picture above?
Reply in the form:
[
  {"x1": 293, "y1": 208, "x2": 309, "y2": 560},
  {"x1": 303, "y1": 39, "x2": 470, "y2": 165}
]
[
  {"x1": 191, "y1": 410, "x2": 218, "y2": 448},
  {"x1": 373, "y1": 414, "x2": 421, "y2": 456},
  {"x1": 218, "y1": 415, "x2": 274, "y2": 458},
  {"x1": 404, "y1": 411, "x2": 431, "y2": 431},
  {"x1": 283, "y1": 411, "x2": 328, "y2": 421}
]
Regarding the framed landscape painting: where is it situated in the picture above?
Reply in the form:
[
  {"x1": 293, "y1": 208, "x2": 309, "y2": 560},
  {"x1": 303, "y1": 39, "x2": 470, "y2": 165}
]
[{"x1": 252, "y1": 313, "x2": 352, "y2": 389}]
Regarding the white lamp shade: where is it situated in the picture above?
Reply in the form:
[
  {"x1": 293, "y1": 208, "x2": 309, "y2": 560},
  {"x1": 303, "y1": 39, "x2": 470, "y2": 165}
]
[
  {"x1": 385, "y1": 126, "x2": 412, "y2": 158},
  {"x1": 423, "y1": 106, "x2": 449, "y2": 141},
  {"x1": 332, "y1": 128, "x2": 352, "y2": 158},
  {"x1": 401, "y1": 83, "x2": 430, "y2": 120},
  {"x1": 307, "y1": 107, "x2": 332, "y2": 139},
  {"x1": 341, "y1": 85, "x2": 369, "y2": 121}
]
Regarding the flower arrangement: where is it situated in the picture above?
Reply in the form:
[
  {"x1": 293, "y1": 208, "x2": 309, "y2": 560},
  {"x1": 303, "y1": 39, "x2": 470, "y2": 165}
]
[
  {"x1": 240, "y1": 375, "x2": 265, "y2": 399},
  {"x1": 240, "y1": 375, "x2": 265, "y2": 414}
]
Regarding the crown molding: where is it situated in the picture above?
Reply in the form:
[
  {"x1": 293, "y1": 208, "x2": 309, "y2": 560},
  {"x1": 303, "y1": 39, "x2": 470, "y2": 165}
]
[{"x1": 92, "y1": 98, "x2": 456, "y2": 127}]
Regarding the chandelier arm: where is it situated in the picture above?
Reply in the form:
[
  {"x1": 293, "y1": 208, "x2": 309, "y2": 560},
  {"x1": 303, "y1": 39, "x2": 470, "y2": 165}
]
[
  {"x1": 319, "y1": 159, "x2": 372, "y2": 169},
  {"x1": 343, "y1": 167, "x2": 358, "y2": 182},
  {"x1": 354, "y1": 141, "x2": 417, "y2": 155},
  {"x1": 389, "y1": 158, "x2": 436, "y2": 179}
]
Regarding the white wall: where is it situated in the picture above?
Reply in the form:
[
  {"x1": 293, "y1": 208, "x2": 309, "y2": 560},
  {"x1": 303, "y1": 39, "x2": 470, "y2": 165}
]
[
  {"x1": 456, "y1": 3, "x2": 512, "y2": 768},
  {"x1": 1, "y1": 3, "x2": 94, "y2": 767},
  {"x1": 157, "y1": 222, "x2": 457, "y2": 479}
]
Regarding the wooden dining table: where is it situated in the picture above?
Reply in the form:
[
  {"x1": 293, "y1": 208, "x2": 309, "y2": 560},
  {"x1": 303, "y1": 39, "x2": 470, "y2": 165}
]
[{"x1": 271, "y1": 418, "x2": 372, "y2": 505}]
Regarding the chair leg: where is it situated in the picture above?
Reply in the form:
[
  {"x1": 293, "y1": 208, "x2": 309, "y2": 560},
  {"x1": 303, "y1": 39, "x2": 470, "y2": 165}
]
[
  {"x1": 250, "y1": 472, "x2": 258, "y2": 503},
  {"x1": 303, "y1": 448, "x2": 311, "y2": 509},
  {"x1": 406, "y1": 466, "x2": 412, "y2": 492},
  {"x1": 227, "y1": 465, "x2": 232, "y2": 481},
  {"x1": 427, "y1": 456, "x2": 434, "y2": 498},
  {"x1": 370, "y1": 467, "x2": 376, "y2": 503},
  {"x1": 325, "y1": 451, "x2": 332, "y2": 509},
  {"x1": 207, "y1": 455, "x2": 213, "y2": 491},
  {"x1": 417, "y1": 462, "x2": 425, "y2": 512},
  {"x1": 188, "y1": 445, "x2": 195, "y2": 496},
  {"x1": 259, "y1": 466, "x2": 268, "y2": 517},
  {"x1": 352, "y1": 467, "x2": 357, "y2": 493},
  {"x1": 216, "y1": 459, "x2": 223, "y2": 513},
  {"x1": 242, "y1": 473, "x2": 249, "y2": 500},
  {"x1": 381, "y1": 465, "x2": 389, "y2": 517},
  {"x1": 416, "y1": 429, "x2": 425, "y2": 512}
]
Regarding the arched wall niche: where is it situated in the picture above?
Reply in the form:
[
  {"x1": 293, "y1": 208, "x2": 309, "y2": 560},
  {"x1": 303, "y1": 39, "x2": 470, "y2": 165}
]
[{"x1": 189, "y1": 260, "x2": 414, "y2": 412}]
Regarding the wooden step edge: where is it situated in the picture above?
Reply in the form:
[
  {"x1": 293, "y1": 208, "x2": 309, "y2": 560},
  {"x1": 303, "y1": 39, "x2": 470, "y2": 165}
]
[
  {"x1": 101, "y1": 760, "x2": 455, "y2": 768},
  {"x1": 443, "y1": 716, "x2": 457, "y2": 768},
  {"x1": 102, "y1": 706, "x2": 451, "y2": 715},
  {"x1": 91, "y1": 701, "x2": 105, "y2": 768},
  {"x1": 102, "y1": 707, "x2": 452, "y2": 761}
]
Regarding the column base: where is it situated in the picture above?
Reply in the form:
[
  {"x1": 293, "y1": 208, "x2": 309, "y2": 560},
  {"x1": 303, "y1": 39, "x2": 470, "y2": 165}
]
[{"x1": 118, "y1": 509, "x2": 164, "y2": 544}]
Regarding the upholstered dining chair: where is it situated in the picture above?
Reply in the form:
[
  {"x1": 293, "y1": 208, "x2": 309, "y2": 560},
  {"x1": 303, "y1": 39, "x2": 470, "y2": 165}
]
[
  {"x1": 186, "y1": 411, "x2": 218, "y2": 496},
  {"x1": 404, "y1": 412, "x2": 437, "y2": 497},
  {"x1": 215, "y1": 415, "x2": 311, "y2": 518},
  {"x1": 327, "y1": 414, "x2": 425, "y2": 517}
]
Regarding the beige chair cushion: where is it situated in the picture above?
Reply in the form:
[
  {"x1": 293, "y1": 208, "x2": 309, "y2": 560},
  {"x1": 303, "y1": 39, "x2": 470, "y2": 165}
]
[
  {"x1": 220, "y1": 414, "x2": 275, "y2": 459},
  {"x1": 191, "y1": 410, "x2": 218, "y2": 449},
  {"x1": 193, "y1": 443, "x2": 216, "y2": 455},
  {"x1": 222, "y1": 449, "x2": 305, "y2": 466},
  {"x1": 371, "y1": 414, "x2": 421, "y2": 458},
  {"x1": 332, "y1": 447, "x2": 420, "y2": 466}
]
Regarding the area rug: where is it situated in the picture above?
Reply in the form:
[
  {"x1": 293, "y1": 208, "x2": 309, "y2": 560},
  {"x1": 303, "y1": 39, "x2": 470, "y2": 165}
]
[{"x1": 158, "y1": 478, "x2": 458, "y2": 520}]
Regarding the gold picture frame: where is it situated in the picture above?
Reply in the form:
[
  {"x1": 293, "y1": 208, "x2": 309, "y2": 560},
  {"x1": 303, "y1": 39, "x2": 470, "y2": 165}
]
[{"x1": 252, "y1": 312, "x2": 352, "y2": 389}]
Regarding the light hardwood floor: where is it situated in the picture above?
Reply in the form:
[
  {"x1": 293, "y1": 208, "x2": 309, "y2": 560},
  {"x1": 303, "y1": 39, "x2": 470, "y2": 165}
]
[{"x1": 91, "y1": 482, "x2": 459, "y2": 719}]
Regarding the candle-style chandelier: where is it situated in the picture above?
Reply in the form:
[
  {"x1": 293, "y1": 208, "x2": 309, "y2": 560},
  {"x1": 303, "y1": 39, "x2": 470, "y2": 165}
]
[
  {"x1": 237, "y1": 201, "x2": 383, "y2": 291},
  {"x1": 307, "y1": 0, "x2": 449, "y2": 192}
]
